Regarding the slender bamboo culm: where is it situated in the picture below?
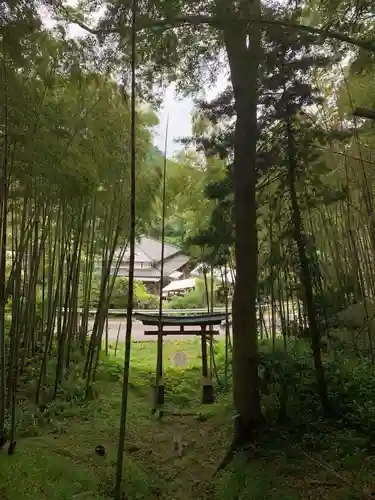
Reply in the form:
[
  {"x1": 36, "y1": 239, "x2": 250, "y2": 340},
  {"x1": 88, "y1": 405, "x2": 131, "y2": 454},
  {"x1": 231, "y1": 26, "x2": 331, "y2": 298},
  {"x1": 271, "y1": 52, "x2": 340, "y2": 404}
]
[{"x1": 114, "y1": 0, "x2": 137, "y2": 497}]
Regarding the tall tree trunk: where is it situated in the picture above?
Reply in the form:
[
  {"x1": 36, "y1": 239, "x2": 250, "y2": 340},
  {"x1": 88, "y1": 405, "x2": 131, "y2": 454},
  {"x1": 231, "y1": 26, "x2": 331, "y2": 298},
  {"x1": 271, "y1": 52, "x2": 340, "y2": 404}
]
[
  {"x1": 0, "y1": 41, "x2": 9, "y2": 448},
  {"x1": 223, "y1": 0, "x2": 263, "y2": 444},
  {"x1": 286, "y1": 112, "x2": 329, "y2": 415}
]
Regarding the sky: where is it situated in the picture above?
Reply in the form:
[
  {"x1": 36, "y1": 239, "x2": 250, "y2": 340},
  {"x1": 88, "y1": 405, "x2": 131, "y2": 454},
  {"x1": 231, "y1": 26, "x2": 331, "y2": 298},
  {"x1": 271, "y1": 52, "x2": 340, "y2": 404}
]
[
  {"x1": 153, "y1": 75, "x2": 228, "y2": 157},
  {"x1": 41, "y1": 3, "x2": 228, "y2": 158},
  {"x1": 153, "y1": 88, "x2": 195, "y2": 156}
]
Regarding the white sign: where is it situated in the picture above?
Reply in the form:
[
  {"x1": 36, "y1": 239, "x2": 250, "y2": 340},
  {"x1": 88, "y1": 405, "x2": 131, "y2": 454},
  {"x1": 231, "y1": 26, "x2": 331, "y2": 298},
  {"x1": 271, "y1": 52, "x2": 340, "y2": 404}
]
[{"x1": 172, "y1": 351, "x2": 188, "y2": 367}]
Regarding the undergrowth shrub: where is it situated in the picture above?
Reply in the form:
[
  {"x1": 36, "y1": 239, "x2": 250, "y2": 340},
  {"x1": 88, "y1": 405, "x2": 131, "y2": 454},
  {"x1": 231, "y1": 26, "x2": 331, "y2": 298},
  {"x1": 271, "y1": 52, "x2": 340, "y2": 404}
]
[
  {"x1": 324, "y1": 355, "x2": 375, "y2": 433},
  {"x1": 97, "y1": 358, "x2": 124, "y2": 382},
  {"x1": 258, "y1": 338, "x2": 375, "y2": 435},
  {"x1": 8, "y1": 349, "x2": 97, "y2": 438},
  {"x1": 164, "y1": 366, "x2": 202, "y2": 406},
  {"x1": 214, "y1": 455, "x2": 299, "y2": 500}
]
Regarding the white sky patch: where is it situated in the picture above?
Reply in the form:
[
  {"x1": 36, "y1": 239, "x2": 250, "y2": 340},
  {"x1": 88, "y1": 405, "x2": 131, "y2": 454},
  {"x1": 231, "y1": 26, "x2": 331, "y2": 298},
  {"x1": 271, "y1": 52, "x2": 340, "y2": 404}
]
[
  {"x1": 40, "y1": 0, "x2": 98, "y2": 38},
  {"x1": 154, "y1": 71, "x2": 229, "y2": 157}
]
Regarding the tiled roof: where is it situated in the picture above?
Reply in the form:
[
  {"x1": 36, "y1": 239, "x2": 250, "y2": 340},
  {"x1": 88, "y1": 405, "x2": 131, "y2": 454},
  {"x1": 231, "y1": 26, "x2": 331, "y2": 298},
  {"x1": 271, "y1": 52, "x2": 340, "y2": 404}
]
[
  {"x1": 113, "y1": 236, "x2": 188, "y2": 281},
  {"x1": 123, "y1": 236, "x2": 181, "y2": 263},
  {"x1": 116, "y1": 253, "x2": 189, "y2": 281},
  {"x1": 157, "y1": 254, "x2": 189, "y2": 275}
]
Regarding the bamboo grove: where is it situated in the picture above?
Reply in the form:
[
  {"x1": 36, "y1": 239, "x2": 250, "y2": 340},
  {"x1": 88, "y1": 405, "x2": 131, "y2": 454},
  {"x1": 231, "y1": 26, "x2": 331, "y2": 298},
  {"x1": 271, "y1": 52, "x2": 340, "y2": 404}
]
[
  {"x1": 2, "y1": 0, "x2": 375, "y2": 481},
  {"x1": 0, "y1": 20, "x2": 157, "y2": 451}
]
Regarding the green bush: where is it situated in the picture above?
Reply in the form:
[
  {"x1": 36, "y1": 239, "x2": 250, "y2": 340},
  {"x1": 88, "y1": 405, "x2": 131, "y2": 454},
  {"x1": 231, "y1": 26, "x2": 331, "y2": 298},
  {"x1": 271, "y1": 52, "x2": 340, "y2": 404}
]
[
  {"x1": 167, "y1": 277, "x2": 223, "y2": 309},
  {"x1": 83, "y1": 276, "x2": 158, "y2": 309},
  {"x1": 110, "y1": 277, "x2": 158, "y2": 309},
  {"x1": 167, "y1": 292, "x2": 204, "y2": 309},
  {"x1": 324, "y1": 355, "x2": 375, "y2": 433},
  {"x1": 257, "y1": 338, "x2": 375, "y2": 436}
]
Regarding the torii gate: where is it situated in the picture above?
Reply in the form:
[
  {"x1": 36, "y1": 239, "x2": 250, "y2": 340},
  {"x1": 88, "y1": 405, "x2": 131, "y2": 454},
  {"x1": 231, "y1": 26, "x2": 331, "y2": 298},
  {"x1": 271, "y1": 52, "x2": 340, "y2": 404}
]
[{"x1": 134, "y1": 312, "x2": 227, "y2": 409}]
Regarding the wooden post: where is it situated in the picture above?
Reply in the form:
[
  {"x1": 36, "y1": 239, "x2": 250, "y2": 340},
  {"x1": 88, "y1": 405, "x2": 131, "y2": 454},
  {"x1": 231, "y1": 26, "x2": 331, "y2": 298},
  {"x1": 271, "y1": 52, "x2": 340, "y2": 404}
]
[
  {"x1": 153, "y1": 328, "x2": 164, "y2": 413},
  {"x1": 154, "y1": 115, "x2": 169, "y2": 417},
  {"x1": 201, "y1": 326, "x2": 214, "y2": 404}
]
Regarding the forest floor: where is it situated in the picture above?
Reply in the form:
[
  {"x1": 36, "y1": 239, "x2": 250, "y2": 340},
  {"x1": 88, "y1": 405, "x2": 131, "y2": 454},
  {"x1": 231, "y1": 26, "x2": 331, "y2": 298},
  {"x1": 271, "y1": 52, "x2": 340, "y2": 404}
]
[{"x1": 1, "y1": 339, "x2": 375, "y2": 500}]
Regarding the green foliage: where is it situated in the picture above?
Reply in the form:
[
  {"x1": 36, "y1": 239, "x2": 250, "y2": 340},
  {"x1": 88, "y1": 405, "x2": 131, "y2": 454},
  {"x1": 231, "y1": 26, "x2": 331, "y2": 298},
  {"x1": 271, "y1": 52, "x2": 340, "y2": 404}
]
[
  {"x1": 257, "y1": 337, "x2": 375, "y2": 440},
  {"x1": 87, "y1": 276, "x2": 158, "y2": 309},
  {"x1": 167, "y1": 291, "x2": 205, "y2": 309},
  {"x1": 166, "y1": 278, "x2": 221, "y2": 309},
  {"x1": 98, "y1": 358, "x2": 124, "y2": 382},
  {"x1": 10, "y1": 351, "x2": 88, "y2": 438},
  {"x1": 325, "y1": 356, "x2": 375, "y2": 434},
  {"x1": 0, "y1": 22, "x2": 160, "y2": 431},
  {"x1": 147, "y1": 150, "x2": 218, "y2": 247}
]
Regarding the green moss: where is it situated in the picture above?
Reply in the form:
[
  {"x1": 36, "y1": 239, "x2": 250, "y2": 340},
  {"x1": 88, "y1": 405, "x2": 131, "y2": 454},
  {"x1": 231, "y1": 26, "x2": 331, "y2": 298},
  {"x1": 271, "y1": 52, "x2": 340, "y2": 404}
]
[{"x1": 3, "y1": 338, "x2": 375, "y2": 500}]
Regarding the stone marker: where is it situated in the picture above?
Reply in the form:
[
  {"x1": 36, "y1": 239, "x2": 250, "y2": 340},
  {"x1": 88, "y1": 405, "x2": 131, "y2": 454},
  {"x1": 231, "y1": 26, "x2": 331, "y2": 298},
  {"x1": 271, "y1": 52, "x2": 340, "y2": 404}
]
[{"x1": 172, "y1": 351, "x2": 188, "y2": 367}]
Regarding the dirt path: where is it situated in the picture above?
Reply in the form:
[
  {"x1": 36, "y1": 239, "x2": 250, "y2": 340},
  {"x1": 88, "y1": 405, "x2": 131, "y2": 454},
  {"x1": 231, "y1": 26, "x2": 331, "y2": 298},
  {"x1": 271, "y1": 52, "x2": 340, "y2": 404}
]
[{"x1": 127, "y1": 411, "x2": 231, "y2": 500}]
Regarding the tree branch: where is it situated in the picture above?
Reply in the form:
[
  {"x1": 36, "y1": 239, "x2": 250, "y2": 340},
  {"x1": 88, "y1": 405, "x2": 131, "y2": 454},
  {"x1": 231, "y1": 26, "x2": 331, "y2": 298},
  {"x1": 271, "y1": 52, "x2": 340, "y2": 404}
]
[
  {"x1": 353, "y1": 107, "x2": 375, "y2": 121},
  {"x1": 60, "y1": 5, "x2": 375, "y2": 54}
]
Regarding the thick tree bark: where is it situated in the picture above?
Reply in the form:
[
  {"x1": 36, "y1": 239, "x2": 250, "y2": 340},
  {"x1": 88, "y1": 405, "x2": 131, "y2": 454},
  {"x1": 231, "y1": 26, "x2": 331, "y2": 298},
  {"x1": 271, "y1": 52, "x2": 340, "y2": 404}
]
[{"x1": 223, "y1": 0, "x2": 263, "y2": 444}]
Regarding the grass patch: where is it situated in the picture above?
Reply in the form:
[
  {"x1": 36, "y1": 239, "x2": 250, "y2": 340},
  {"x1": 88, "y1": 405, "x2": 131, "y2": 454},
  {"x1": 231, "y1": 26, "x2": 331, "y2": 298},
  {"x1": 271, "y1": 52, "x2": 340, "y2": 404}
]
[
  {"x1": 0, "y1": 339, "x2": 230, "y2": 500},
  {"x1": 107, "y1": 339, "x2": 228, "y2": 408},
  {"x1": 214, "y1": 455, "x2": 299, "y2": 500},
  {"x1": 0, "y1": 371, "x2": 162, "y2": 500},
  {"x1": 2, "y1": 338, "x2": 375, "y2": 500},
  {"x1": 0, "y1": 440, "x2": 102, "y2": 500}
]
